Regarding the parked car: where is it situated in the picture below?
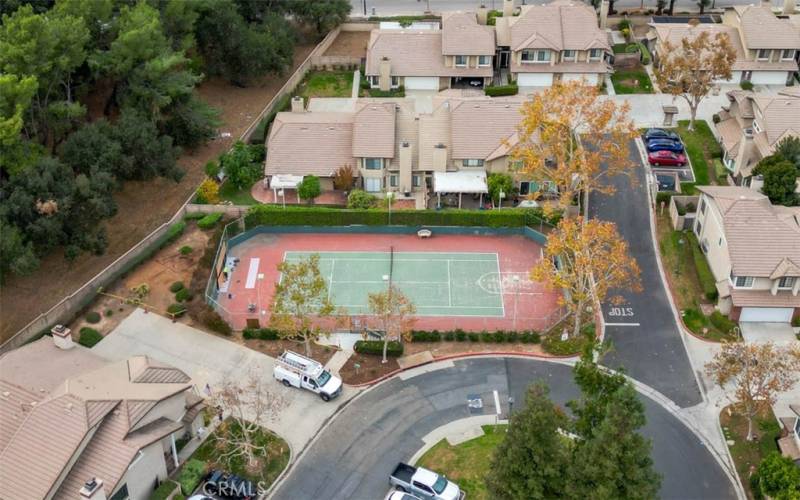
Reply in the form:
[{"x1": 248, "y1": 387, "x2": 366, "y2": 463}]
[
  {"x1": 646, "y1": 138, "x2": 684, "y2": 154},
  {"x1": 644, "y1": 128, "x2": 680, "y2": 141},
  {"x1": 389, "y1": 463, "x2": 463, "y2": 500},
  {"x1": 648, "y1": 150, "x2": 687, "y2": 166},
  {"x1": 273, "y1": 350, "x2": 342, "y2": 401},
  {"x1": 385, "y1": 491, "x2": 424, "y2": 500}
]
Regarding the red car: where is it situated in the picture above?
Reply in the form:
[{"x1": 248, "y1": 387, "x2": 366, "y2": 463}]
[{"x1": 648, "y1": 150, "x2": 687, "y2": 166}]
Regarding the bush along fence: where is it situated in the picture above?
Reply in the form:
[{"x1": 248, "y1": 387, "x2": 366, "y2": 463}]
[{"x1": 410, "y1": 329, "x2": 541, "y2": 343}]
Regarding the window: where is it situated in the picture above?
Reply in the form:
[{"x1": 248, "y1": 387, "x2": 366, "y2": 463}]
[
  {"x1": 391, "y1": 76, "x2": 400, "y2": 88},
  {"x1": 462, "y1": 159, "x2": 484, "y2": 167},
  {"x1": 521, "y1": 49, "x2": 550, "y2": 63},
  {"x1": 364, "y1": 158, "x2": 382, "y2": 170},
  {"x1": 412, "y1": 175, "x2": 421, "y2": 187},
  {"x1": 781, "y1": 49, "x2": 796, "y2": 60},
  {"x1": 699, "y1": 199, "x2": 706, "y2": 214},
  {"x1": 757, "y1": 49, "x2": 770, "y2": 61},
  {"x1": 364, "y1": 177, "x2": 382, "y2": 192},
  {"x1": 589, "y1": 48, "x2": 603, "y2": 60},
  {"x1": 733, "y1": 275, "x2": 754, "y2": 288},
  {"x1": 368, "y1": 75, "x2": 379, "y2": 88},
  {"x1": 753, "y1": 121, "x2": 762, "y2": 134},
  {"x1": 478, "y1": 55, "x2": 491, "y2": 67},
  {"x1": 562, "y1": 50, "x2": 576, "y2": 62},
  {"x1": 778, "y1": 276, "x2": 795, "y2": 289},
  {"x1": 519, "y1": 181, "x2": 530, "y2": 195},
  {"x1": 455, "y1": 55, "x2": 468, "y2": 67},
  {"x1": 694, "y1": 220, "x2": 702, "y2": 236},
  {"x1": 109, "y1": 485, "x2": 129, "y2": 500},
  {"x1": 389, "y1": 175, "x2": 398, "y2": 187}
]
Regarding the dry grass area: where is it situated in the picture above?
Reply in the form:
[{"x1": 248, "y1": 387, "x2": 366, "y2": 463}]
[
  {"x1": 322, "y1": 31, "x2": 369, "y2": 57},
  {"x1": 0, "y1": 40, "x2": 317, "y2": 342},
  {"x1": 720, "y1": 405, "x2": 782, "y2": 499},
  {"x1": 244, "y1": 338, "x2": 337, "y2": 367}
]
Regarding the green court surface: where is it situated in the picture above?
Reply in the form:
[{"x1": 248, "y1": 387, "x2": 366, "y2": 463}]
[{"x1": 284, "y1": 251, "x2": 505, "y2": 317}]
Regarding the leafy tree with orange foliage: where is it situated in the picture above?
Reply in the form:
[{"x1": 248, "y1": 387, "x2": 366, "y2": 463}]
[
  {"x1": 367, "y1": 284, "x2": 416, "y2": 363},
  {"x1": 654, "y1": 26, "x2": 736, "y2": 130},
  {"x1": 511, "y1": 80, "x2": 638, "y2": 219},
  {"x1": 532, "y1": 217, "x2": 642, "y2": 338},
  {"x1": 705, "y1": 342, "x2": 800, "y2": 441}
]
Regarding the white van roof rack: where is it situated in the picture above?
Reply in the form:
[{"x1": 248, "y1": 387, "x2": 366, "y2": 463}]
[{"x1": 277, "y1": 350, "x2": 324, "y2": 378}]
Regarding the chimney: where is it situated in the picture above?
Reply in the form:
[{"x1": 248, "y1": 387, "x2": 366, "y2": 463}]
[
  {"x1": 80, "y1": 478, "x2": 107, "y2": 500},
  {"x1": 379, "y1": 58, "x2": 392, "y2": 91},
  {"x1": 477, "y1": 5, "x2": 488, "y2": 24},
  {"x1": 51, "y1": 325, "x2": 74, "y2": 350},
  {"x1": 784, "y1": 0, "x2": 795, "y2": 15},
  {"x1": 503, "y1": 0, "x2": 515, "y2": 17},
  {"x1": 399, "y1": 141, "x2": 412, "y2": 192},
  {"x1": 432, "y1": 144, "x2": 448, "y2": 172},
  {"x1": 290, "y1": 96, "x2": 304, "y2": 113},
  {"x1": 600, "y1": 1, "x2": 609, "y2": 30}
]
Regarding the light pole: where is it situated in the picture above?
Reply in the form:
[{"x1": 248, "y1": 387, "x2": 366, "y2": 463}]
[
  {"x1": 508, "y1": 396, "x2": 514, "y2": 417},
  {"x1": 387, "y1": 191, "x2": 395, "y2": 225},
  {"x1": 498, "y1": 190, "x2": 505, "y2": 209},
  {"x1": 362, "y1": 0, "x2": 367, "y2": 16}
]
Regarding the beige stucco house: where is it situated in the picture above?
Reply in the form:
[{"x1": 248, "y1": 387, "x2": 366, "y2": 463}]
[
  {"x1": 0, "y1": 330, "x2": 205, "y2": 500},
  {"x1": 649, "y1": 4, "x2": 800, "y2": 86},
  {"x1": 692, "y1": 186, "x2": 800, "y2": 322},
  {"x1": 715, "y1": 87, "x2": 800, "y2": 185},
  {"x1": 264, "y1": 95, "x2": 552, "y2": 206}
]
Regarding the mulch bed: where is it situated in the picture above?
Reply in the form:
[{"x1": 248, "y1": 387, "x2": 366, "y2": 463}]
[
  {"x1": 405, "y1": 340, "x2": 546, "y2": 358},
  {"x1": 244, "y1": 338, "x2": 337, "y2": 366},
  {"x1": 339, "y1": 352, "x2": 400, "y2": 385}
]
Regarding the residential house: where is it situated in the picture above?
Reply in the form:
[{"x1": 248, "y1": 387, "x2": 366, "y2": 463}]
[
  {"x1": 649, "y1": 4, "x2": 800, "y2": 86},
  {"x1": 692, "y1": 186, "x2": 800, "y2": 323},
  {"x1": 777, "y1": 404, "x2": 800, "y2": 465},
  {"x1": 715, "y1": 87, "x2": 800, "y2": 185},
  {"x1": 264, "y1": 95, "x2": 551, "y2": 205},
  {"x1": 494, "y1": 0, "x2": 612, "y2": 87},
  {"x1": 364, "y1": 12, "x2": 495, "y2": 92},
  {"x1": 0, "y1": 329, "x2": 205, "y2": 500}
]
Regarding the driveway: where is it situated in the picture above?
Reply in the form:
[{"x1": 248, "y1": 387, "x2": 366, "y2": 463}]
[
  {"x1": 739, "y1": 322, "x2": 798, "y2": 344},
  {"x1": 93, "y1": 309, "x2": 359, "y2": 452},
  {"x1": 590, "y1": 142, "x2": 703, "y2": 408},
  {"x1": 271, "y1": 357, "x2": 736, "y2": 500}
]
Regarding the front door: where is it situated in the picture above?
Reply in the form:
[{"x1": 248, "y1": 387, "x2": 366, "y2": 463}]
[{"x1": 499, "y1": 50, "x2": 510, "y2": 68}]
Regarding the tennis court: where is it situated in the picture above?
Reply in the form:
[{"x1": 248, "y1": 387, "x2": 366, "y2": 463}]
[{"x1": 283, "y1": 251, "x2": 506, "y2": 317}]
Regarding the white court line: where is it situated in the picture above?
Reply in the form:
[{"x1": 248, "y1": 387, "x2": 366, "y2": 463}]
[
  {"x1": 244, "y1": 258, "x2": 260, "y2": 289},
  {"x1": 327, "y1": 259, "x2": 335, "y2": 301},
  {"x1": 446, "y1": 260, "x2": 452, "y2": 307},
  {"x1": 605, "y1": 322, "x2": 641, "y2": 327},
  {"x1": 287, "y1": 257, "x2": 498, "y2": 263},
  {"x1": 493, "y1": 390, "x2": 501, "y2": 415},
  {"x1": 494, "y1": 253, "x2": 506, "y2": 317}
]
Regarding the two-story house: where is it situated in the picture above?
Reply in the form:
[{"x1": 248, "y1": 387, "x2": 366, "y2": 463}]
[
  {"x1": 0, "y1": 330, "x2": 206, "y2": 500},
  {"x1": 650, "y1": 4, "x2": 800, "y2": 86},
  {"x1": 364, "y1": 12, "x2": 495, "y2": 92},
  {"x1": 715, "y1": 87, "x2": 800, "y2": 186},
  {"x1": 495, "y1": 0, "x2": 612, "y2": 88},
  {"x1": 692, "y1": 186, "x2": 800, "y2": 323}
]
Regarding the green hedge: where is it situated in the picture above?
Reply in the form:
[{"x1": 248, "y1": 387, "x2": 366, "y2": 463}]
[
  {"x1": 687, "y1": 233, "x2": 718, "y2": 301},
  {"x1": 243, "y1": 327, "x2": 281, "y2": 340},
  {"x1": 85, "y1": 311, "x2": 101, "y2": 324},
  {"x1": 197, "y1": 212, "x2": 223, "y2": 230},
  {"x1": 709, "y1": 311, "x2": 736, "y2": 333},
  {"x1": 354, "y1": 340, "x2": 403, "y2": 357},
  {"x1": 178, "y1": 459, "x2": 206, "y2": 495},
  {"x1": 150, "y1": 480, "x2": 180, "y2": 500},
  {"x1": 410, "y1": 329, "x2": 540, "y2": 343},
  {"x1": 245, "y1": 205, "x2": 560, "y2": 229},
  {"x1": 170, "y1": 281, "x2": 185, "y2": 293},
  {"x1": 78, "y1": 327, "x2": 103, "y2": 348},
  {"x1": 167, "y1": 303, "x2": 187, "y2": 317},
  {"x1": 165, "y1": 221, "x2": 186, "y2": 244},
  {"x1": 485, "y1": 84, "x2": 518, "y2": 97},
  {"x1": 175, "y1": 288, "x2": 193, "y2": 302},
  {"x1": 638, "y1": 43, "x2": 652, "y2": 65}
]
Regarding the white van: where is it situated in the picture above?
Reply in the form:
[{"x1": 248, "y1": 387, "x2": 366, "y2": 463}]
[{"x1": 273, "y1": 350, "x2": 343, "y2": 401}]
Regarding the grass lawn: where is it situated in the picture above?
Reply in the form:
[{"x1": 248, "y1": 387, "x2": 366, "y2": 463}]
[
  {"x1": 720, "y1": 406, "x2": 782, "y2": 499},
  {"x1": 613, "y1": 42, "x2": 640, "y2": 54},
  {"x1": 610, "y1": 67, "x2": 653, "y2": 94},
  {"x1": 218, "y1": 180, "x2": 257, "y2": 205},
  {"x1": 655, "y1": 213, "x2": 738, "y2": 342},
  {"x1": 676, "y1": 119, "x2": 723, "y2": 193},
  {"x1": 192, "y1": 419, "x2": 290, "y2": 487},
  {"x1": 296, "y1": 70, "x2": 353, "y2": 99},
  {"x1": 417, "y1": 425, "x2": 507, "y2": 500}
]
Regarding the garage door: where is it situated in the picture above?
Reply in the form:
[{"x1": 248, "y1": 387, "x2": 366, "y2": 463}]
[
  {"x1": 740, "y1": 307, "x2": 794, "y2": 322},
  {"x1": 517, "y1": 73, "x2": 554, "y2": 87},
  {"x1": 405, "y1": 77, "x2": 439, "y2": 90},
  {"x1": 714, "y1": 71, "x2": 741, "y2": 84},
  {"x1": 562, "y1": 73, "x2": 599, "y2": 85},
  {"x1": 750, "y1": 72, "x2": 789, "y2": 85}
]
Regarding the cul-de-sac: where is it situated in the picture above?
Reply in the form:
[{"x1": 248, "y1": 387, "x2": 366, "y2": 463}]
[{"x1": 1, "y1": 0, "x2": 799, "y2": 498}]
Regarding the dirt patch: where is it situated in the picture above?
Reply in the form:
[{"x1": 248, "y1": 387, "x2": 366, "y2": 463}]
[
  {"x1": 404, "y1": 341, "x2": 546, "y2": 357},
  {"x1": 0, "y1": 40, "x2": 317, "y2": 343},
  {"x1": 244, "y1": 339, "x2": 337, "y2": 367},
  {"x1": 322, "y1": 31, "x2": 369, "y2": 58},
  {"x1": 340, "y1": 352, "x2": 400, "y2": 385}
]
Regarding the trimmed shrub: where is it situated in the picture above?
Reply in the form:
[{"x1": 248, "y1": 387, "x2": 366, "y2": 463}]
[
  {"x1": 78, "y1": 327, "x2": 102, "y2": 348},
  {"x1": 542, "y1": 333, "x2": 590, "y2": 356},
  {"x1": 347, "y1": 189, "x2": 378, "y2": 209},
  {"x1": 656, "y1": 191, "x2": 676, "y2": 206},
  {"x1": 638, "y1": 43, "x2": 651, "y2": 65},
  {"x1": 178, "y1": 459, "x2": 206, "y2": 495},
  {"x1": 197, "y1": 212, "x2": 223, "y2": 230},
  {"x1": 184, "y1": 211, "x2": 207, "y2": 221},
  {"x1": 175, "y1": 288, "x2": 193, "y2": 302},
  {"x1": 687, "y1": 233, "x2": 718, "y2": 301},
  {"x1": 354, "y1": 340, "x2": 403, "y2": 357},
  {"x1": 199, "y1": 308, "x2": 232, "y2": 336},
  {"x1": 468, "y1": 332, "x2": 480, "y2": 342},
  {"x1": 104, "y1": 309, "x2": 113, "y2": 317},
  {"x1": 179, "y1": 245, "x2": 193, "y2": 255},
  {"x1": 242, "y1": 328, "x2": 280, "y2": 340},
  {"x1": 444, "y1": 331, "x2": 455, "y2": 341},
  {"x1": 485, "y1": 84, "x2": 519, "y2": 97},
  {"x1": 740, "y1": 80, "x2": 754, "y2": 91},
  {"x1": 682, "y1": 308, "x2": 707, "y2": 334},
  {"x1": 709, "y1": 311, "x2": 736, "y2": 333},
  {"x1": 165, "y1": 221, "x2": 186, "y2": 244},
  {"x1": 150, "y1": 480, "x2": 180, "y2": 500},
  {"x1": 167, "y1": 303, "x2": 187, "y2": 317},
  {"x1": 170, "y1": 281, "x2": 185, "y2": 293},
  {"x1": 85, "y1": 311, "x2": 101, "y2": 324}
]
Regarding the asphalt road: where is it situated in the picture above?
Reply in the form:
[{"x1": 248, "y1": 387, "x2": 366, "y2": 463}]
[
  {"x1": 353, "y1": 0, "x2": 756, "y2": 16},
  {"x1": 590, "y1": 143, "x2": 703, "y2": 408},
  {"x1": 271, "y1": 357, "x2": 735, "y2": 500}
]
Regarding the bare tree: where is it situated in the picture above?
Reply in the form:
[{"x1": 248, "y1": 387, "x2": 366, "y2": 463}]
[
  {"x1": 654, "y1": 27, "x2": 737, "y2": 130},
  {"x1": 705, "y1": 342, "x2": 800, "y2": 441},
  {"x1": 208, "y1": 371, "x2": 288, "y2": 470},
  {"x1": 367, "y1": 284, "x2": 416, "y2": 363}
]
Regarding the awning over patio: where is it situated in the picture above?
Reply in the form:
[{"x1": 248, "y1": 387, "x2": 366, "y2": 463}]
[
  {"x1": 269, "y1": 174, "x2": 304, "y2": 189},
  {"x1": 433, "y1": 170, "x2": 488, "y2": 194}
]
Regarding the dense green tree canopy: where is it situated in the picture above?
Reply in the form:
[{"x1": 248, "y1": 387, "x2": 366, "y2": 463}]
[{"x1": 754, "y1": 155, "x2": 799, "y2": 207}]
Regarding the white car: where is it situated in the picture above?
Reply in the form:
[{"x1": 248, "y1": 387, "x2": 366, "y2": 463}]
[
  {"x1": 516, "y1": 199, "x2": 540, "y2": 208},
  {"x1": 385, "y1": 491, "x2": 423, "y2": 500}
]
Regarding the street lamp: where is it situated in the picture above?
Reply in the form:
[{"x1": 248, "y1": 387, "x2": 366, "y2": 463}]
[
  {"x1": 498, "y1": 190, "x2": 506, "y2": 209},
  {"x1": 508, "y1": 396, "x2": 514, "y2": 416}
]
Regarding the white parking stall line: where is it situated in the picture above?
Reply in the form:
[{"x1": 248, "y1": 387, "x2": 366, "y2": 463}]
[
  {"x1": 493, "y1": 390, "x2": 501, "y2": 415},
  {"x1": 605, "y1": 322, "x2": 641, "y2": 327}
]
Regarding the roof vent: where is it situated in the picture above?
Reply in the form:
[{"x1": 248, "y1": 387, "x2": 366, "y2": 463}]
[
  {"x1": 1, "y1": 392, "x2": 9, "y2": 399},
  {"x1": 80, "y1": 478, "x2": 106, "y2": 500},
  {"x1": 401, "y1": 141, "x2": 410, "y2": 147}
]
